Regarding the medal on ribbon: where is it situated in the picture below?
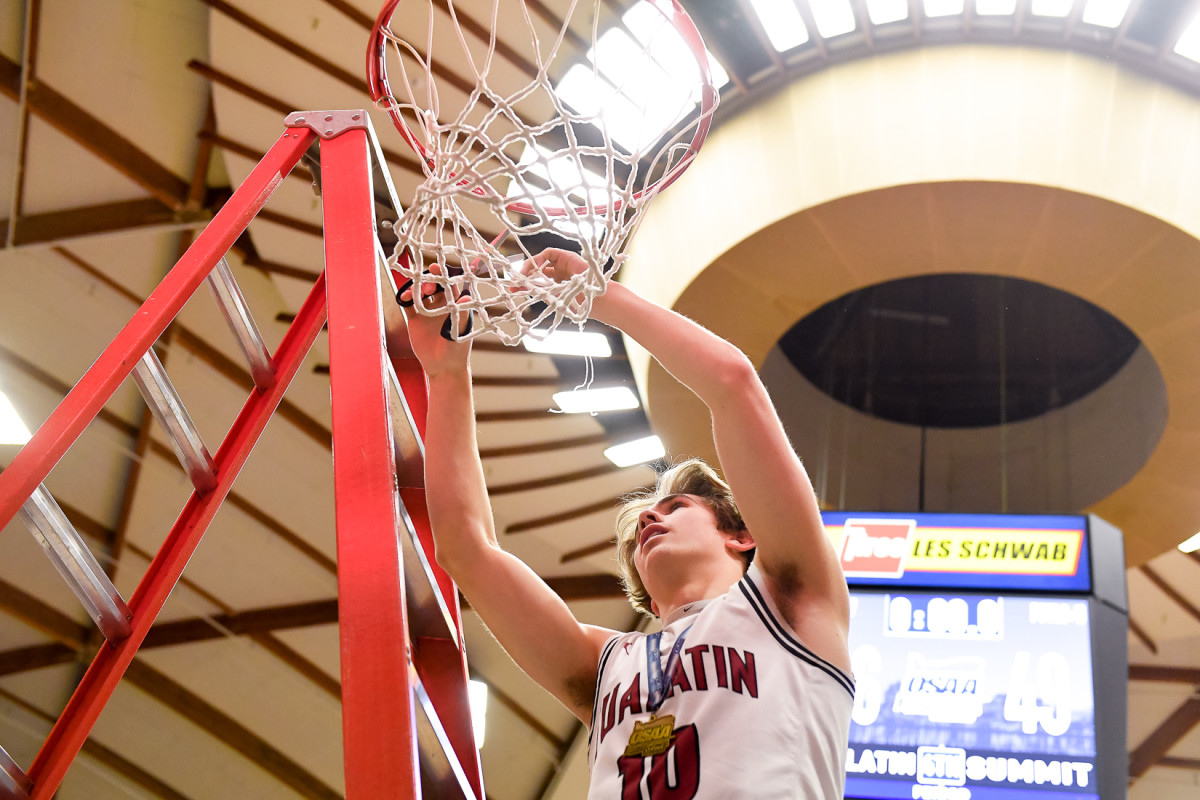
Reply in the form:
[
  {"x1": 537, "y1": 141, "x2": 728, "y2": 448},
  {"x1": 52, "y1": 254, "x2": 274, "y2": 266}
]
[{"x1": 624, "y1": 623, "x2": 693, "y2": 758}]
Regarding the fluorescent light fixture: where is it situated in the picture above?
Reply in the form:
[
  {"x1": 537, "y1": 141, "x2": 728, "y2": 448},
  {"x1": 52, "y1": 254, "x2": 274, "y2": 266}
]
[
  {"x1": 924, "y1": 0, "x2": 965, "y2": 17},
  {"x1": 0, "y1": 392, "x2": 31, "y2": 445},
  {"x1": 1180, "y1": 532, "x2": 1200, "y2": 554},
  {"x1": 1030, "y1": 0, "x2": 1073, "y2": 16},
  {"x1": 1081, "y1": 0, "x2": 1131, "y2": 28},
  {"x1": 976, "y1": 0, "x2": 1017, "y2": 14},
  {"x1": 622, "y1": 1, "x2": 731, "y2": 88},
  {"x1": 810, "y1": 0, "x2": 857, "y2": 38},
  {"x1": 749, "y1": 0, "x2": 810, "y2": 51},
  {"x1": 468, "y1": 679, "x2": 488, "y2": 748},
  {"x1": 867, "y1": 0, "x2": 909, "y2": 24},
  {"x1": 1175, "y1": 15, "x2": 1200, "y2": 63},
  {"x1": 605, "y1": 435, "x2": 666, "y2": 467},
  {"x1": 552, "y1": 386, "x2": 640, "y2": 413},
  {"x1": 555, "y1": 2, "x2": 730, "y2": 151},
  {"x1": 522, "y1": 330, "x2": 613, "y2": 357}
]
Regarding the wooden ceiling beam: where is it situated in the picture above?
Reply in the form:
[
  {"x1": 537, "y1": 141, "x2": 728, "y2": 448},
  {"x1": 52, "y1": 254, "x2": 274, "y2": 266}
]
[
  {"x1": 197, "y1": 130, "x2": 315, "y2": 184},
  {"x1": 0, "y1": 577, "x2": 89, "y2": 648},
  {"x1": 140, "y1": 599, "x2": 339, "y2": 649},
  {"x1": 0, "y1": 642, "x2": 78, "y2": 676},
  {"x1": 487, "y1": 463, "x2": 621, "y2": 495},
  {"x1": 199, "y1": 0, "x2": 365, "y2": 93},
  {"x1": 1129, "y1": 664, "x2": 1200, "y2": 684},
  {"x1": 122, "y1": 660, "x2": 342, "y2": 800},
  {"x1": 1140, "y1": 564, "x2": 1200, "y2": 626},
  {"x1": 186, "y1": 60, "x2": 424, "y2": 179},
  {"x1": 1127, "y1": 614, "x2": 1158, "y2": 654},
  {"x1": 1, "y1": 198, "x2": 206, "y2": 248},
  {"x1": 526, "y1": 0, "x2": 590, "y2": 55},
  {"x1": 5, "y1": 0, "x2": 42, "y2": 247},
  {"x1": 479, "y1": 431, "x2": 611, "y2": 459},
  {"x1": 542, "y1": 573, "x2": 624, "y2": 600},
  {"x1": 0, "y1": 686, "x2": 192, "y2": 800},
  {"x1": 505, "y1": 494, "x2": 627, "y2": 534},
  {"x1": 0, "y1": 54, "x2": 189, "y2": 209},
  {"x1": 559, "y1": 538, "x2": 615, "y2": 563},
  {"x1": 1129, "y1": 694, "x2": 1200, "y2": 778}
]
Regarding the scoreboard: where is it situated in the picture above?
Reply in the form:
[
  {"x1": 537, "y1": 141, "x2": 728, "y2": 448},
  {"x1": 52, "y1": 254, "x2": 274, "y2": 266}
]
[{"x1": 826, "y1": 512, "x2": 1128, "y2": 800}]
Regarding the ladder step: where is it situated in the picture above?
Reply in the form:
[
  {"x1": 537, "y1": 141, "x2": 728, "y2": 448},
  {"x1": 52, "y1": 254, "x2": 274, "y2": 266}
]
[
  {"x1": 0, "y1": 743, "x2": 31, "y2": 800},
  {"x1": 132, "y1": 349, "x2": 217, "y2": 493},
  {"x1": 206, "y1": 257, "x2": 275, "y2": 390},
  {"x1": 17, "y1": 485, "x2": 132, "y2": 642}
]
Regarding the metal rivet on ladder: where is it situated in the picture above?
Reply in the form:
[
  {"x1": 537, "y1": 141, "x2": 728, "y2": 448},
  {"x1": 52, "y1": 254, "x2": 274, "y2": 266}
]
[
  {"x1": 206, "y1": 257, "x2": 275, "y2": 390},
  {"x1": 132, "y1": 349, "x2": 217, "y2": 494},
  {"x1": 17, "y1": 485, "x2": 132, "y2": 643}
]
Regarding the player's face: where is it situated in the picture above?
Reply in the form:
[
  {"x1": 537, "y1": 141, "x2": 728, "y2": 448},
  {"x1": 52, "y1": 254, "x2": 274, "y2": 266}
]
[{"x1": 633, "y1": 494, "x2": 729, "y2": 573}]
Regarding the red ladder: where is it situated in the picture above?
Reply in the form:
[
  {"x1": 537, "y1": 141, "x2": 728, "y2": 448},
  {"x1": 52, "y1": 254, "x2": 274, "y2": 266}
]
[{"x1": 0, "y1": 111, "x2": 482, "y2": 800}]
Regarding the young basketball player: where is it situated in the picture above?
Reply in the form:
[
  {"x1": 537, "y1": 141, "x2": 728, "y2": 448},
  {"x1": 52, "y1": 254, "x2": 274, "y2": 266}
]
[{"x1": 401, "y1": 248, "x2": 854, "y2": 797}]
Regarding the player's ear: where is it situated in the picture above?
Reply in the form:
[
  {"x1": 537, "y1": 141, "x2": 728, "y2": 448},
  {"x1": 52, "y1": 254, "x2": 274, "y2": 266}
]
[{"x1": 725, "y1": 529, "x2": 755, "y2": 554}]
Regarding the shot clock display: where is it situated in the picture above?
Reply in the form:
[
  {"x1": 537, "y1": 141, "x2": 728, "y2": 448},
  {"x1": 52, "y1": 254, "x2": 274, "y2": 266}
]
[{"x1": 826, "y1": 512, "x2": 1128, "y2": 800}]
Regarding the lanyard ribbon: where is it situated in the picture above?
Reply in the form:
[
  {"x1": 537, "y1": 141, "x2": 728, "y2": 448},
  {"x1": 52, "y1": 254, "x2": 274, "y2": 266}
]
[{"x1": 646, "y1": 624, "x2": 694, "y2": 713}]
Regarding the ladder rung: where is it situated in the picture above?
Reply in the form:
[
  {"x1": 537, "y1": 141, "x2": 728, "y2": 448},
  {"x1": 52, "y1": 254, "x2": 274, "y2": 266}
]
[
  {"x1": 133, "y1": 349, "x2": 217, "y2": 493},
  {"x1": 412, "y1": 666, "x2": 480, "y2": 800},
  {"x1": 206, "y1": 257, "x2": 275, "y2": 390},
  {"x1": 387, "y1": 368, "x2": 424, "y2": 489},
  {"x1": 17, "y1": 485, "x2": 132, "y2": 642},
  {"x1": 0, "y1": 744, "x2": 31, "y2": 800},
  {"x1": 0, "y1": 746, "x2": 31, "y2": 800}
]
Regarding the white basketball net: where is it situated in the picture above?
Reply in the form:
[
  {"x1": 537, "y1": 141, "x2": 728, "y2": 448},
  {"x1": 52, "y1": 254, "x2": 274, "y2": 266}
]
[{"x1": 372, "y1": 0, "x2": 718, "y2": 343}]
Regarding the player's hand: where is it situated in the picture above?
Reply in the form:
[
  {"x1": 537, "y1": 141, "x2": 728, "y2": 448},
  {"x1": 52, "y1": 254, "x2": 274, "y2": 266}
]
[
  {"x1": 398, "y1": 269, "x2": 472, "y2": 376},
  {"x1": 517, "y1": 248, "x2": 589, "y2": 284}
]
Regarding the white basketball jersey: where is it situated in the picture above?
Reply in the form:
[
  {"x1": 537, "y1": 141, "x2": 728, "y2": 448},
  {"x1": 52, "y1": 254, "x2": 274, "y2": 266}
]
[{"x1": 587, "y1": 563, "x2": 854, "y2": 799}]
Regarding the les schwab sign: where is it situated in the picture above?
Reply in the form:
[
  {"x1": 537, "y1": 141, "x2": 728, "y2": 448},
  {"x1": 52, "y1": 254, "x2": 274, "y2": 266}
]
[{"x1": 830, "y1": 516, "x2": 1087, "y2": 586}]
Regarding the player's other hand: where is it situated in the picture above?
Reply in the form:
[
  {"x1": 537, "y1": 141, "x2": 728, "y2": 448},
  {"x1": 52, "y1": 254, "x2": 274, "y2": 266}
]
[{"x1": 517, "y1": 248, "x2": 589, "y2": 284}]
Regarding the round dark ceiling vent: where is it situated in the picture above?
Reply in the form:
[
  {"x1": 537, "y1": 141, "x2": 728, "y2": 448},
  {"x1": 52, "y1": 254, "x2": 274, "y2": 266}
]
[{"x1": 778, "y1": 274, "x2": 1141, "y2": 428}]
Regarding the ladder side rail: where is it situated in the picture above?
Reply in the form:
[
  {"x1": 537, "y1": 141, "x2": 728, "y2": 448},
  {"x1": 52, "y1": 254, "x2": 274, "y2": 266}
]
[
  {"x1": 403, "y1": 489, "x2": 484, "y2": 799},
  {"x1": 371, "y1": 96, "x2": 481, "y2": 792},
  {"x1": 321, "y1": 124, "x2": 420, "y2": 798},
  {"x1": 0, "y1": 127, "x2": 317, "y2": 529},
  {"x1": 24, "y1": 273, "x2": 330, "y2": 800}
]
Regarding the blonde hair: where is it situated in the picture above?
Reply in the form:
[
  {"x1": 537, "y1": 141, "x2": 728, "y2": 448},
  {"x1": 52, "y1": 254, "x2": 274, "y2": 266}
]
[{"x1": 614, "y1": 458, "x2": 750, "y2": 618}]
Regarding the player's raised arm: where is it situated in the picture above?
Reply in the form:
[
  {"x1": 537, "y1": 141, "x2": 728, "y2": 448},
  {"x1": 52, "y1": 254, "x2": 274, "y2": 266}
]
[
  {"x1": 533, "y1": 249, "x2": 851, "y2": 671},
  {"x1": 400, "y1": 281, "x2": 616, "y2": 722}
]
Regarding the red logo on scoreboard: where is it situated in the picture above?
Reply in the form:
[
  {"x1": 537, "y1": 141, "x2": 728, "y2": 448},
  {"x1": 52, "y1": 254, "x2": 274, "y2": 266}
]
[{"x1": 838, "y1": 519, "x2": 916, "y2": 579}]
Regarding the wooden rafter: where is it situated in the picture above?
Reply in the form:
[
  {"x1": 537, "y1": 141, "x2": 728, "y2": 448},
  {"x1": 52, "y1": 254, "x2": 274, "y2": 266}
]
[
  {"x1": 0, "y1": 686, "x2": 191, "y2": 800},
  {"x1": 1129, "y1": 695, "x2": 1200, "y2": 778},
  {"x1": 487, "y1": 463, "x2": 622, "y2": 495},
  {"x1": 123, "y1": 660, "x2": 342, "y2": 800},
  {"x1": 0, "y1": 54, "x2": 189, "y2": 209},
  {"x1": 505, "y1": 494, "x2": 629, "y2": 534},
  {"x1": 0, "y1": 198, "x2": 205, "y2": 248},
  {"x1": 1140, "y1": 564, "x2": 1200, "y2": 626}
]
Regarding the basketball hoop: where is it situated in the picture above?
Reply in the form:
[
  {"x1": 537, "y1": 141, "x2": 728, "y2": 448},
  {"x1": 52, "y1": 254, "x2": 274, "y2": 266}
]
[{"x1": 368, "y1": 0, "x2": 719, "y2": 343}]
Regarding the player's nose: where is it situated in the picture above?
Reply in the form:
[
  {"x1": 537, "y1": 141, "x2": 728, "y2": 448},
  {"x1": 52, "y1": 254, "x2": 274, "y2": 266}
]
[{"x1": 638, "y1": 508, "x2": 661, "y2": 529}]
